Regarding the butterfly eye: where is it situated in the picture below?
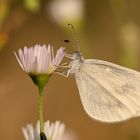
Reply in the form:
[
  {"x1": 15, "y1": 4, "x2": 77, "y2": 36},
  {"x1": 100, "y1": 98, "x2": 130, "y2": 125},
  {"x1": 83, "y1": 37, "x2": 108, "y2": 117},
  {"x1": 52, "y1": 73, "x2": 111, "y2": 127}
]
[{"x1": 74, "y1": 51, "x2": 81, "y2": 57}]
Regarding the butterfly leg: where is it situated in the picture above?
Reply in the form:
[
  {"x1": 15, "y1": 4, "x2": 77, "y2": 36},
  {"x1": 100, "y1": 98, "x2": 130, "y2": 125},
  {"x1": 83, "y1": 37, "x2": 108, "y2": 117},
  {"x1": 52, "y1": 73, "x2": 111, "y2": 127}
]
[
  {"x1": 65, "y1": 54, "x2": 73, "y2": 59},
  {"x1": 66, "y1": 70, "x2": 71, "y2": 77},
  {"x1": 60, "y1": 62, "x2": 69, "y2": 66},
  {"x1": 55, "y1": 65, "x2": 70, "y2": 68},
  {"x1": 55, "y1": 71, "x2": 69, "y2": 77},
  {"x1": 54, "y1": 64, "x2": 70, "y2": 68}
]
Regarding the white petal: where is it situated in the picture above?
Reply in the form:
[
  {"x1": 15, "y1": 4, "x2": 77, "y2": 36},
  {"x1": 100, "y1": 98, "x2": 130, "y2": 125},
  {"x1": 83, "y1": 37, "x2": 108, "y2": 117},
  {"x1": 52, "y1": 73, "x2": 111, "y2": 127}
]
[
  {"x1": 26, "y1": 124, "x2": 34, "y2": 140},
  {"x1": 18, "y1": 48, "x2": 27, "y2": 71},
  {"x1": 22, "y1": 128, "x2": 30, "y2": 140},
  {"x1": 52, "y1": 121, "x2": 61, "y2": 140},
  {"x1": 14, "y1": 52, "x2": 24, "y2": 70},
  {"x1": 49, "y1": 123, "x2": 55, "y2": 139},
  {"x1": 34, "y1": 121, "x2": 40, "y2": 140}
]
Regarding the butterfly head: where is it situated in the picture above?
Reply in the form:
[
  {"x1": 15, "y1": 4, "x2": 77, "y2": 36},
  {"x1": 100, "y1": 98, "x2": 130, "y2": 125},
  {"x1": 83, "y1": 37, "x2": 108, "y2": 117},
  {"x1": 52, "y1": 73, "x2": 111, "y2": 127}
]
[
  {"x1": 72, "y1": 51, "x2": 84, "y2": 62},
  {"x1": 66, "y1": 51, "x2": 84, "y2": 75}
]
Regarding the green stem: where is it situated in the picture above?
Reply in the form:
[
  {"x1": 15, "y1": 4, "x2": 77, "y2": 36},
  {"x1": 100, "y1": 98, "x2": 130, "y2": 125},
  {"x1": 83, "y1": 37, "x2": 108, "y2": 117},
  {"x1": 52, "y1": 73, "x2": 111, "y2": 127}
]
[{"x1": 38, "y1": 88, "x2": 45, "y2": 133}]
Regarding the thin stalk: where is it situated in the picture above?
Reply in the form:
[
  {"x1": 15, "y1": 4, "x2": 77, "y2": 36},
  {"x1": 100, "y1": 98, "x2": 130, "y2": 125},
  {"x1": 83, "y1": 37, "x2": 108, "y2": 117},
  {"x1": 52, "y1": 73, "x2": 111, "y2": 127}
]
[{"x1": 38, "y1": 88, "x2": 45, "y2": 133}]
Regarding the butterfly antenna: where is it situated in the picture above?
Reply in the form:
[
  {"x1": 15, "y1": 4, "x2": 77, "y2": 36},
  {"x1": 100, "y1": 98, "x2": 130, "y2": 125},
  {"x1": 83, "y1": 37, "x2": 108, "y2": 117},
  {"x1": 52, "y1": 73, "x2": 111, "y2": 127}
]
[{"x1": 68, "y1": 23, "x2": 80, "y2": 52}]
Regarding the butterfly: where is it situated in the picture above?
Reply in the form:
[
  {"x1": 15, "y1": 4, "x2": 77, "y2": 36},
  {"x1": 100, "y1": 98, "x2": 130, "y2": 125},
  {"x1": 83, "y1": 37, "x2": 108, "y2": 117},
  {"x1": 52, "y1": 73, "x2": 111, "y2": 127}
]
[
  {"x1": 58, "y1": 50, "x2": 140, "y2": 123},
  {"x1": 56, "y1": 24, "x2": 140, "y2": 123}
]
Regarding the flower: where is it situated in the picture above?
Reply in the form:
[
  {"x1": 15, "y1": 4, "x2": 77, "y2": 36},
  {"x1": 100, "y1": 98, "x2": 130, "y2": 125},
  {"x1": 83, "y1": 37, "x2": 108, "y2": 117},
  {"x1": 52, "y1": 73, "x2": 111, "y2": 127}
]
[
  {"x1": 15, "y1": 44, "x2": 65, "y2": 89},
  {"x1": 15, "y1": 44, "x2": 65, "y2": 75},
  {"x1": 22, "y1": 121, "x2": 74, "y2": 140}
]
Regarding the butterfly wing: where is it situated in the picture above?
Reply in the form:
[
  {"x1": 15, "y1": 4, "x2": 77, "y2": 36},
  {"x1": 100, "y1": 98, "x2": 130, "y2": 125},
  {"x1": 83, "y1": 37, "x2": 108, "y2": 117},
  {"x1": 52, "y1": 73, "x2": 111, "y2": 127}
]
[{"x1": 75, "y1": 59, "x2": 140, "y2": 122}]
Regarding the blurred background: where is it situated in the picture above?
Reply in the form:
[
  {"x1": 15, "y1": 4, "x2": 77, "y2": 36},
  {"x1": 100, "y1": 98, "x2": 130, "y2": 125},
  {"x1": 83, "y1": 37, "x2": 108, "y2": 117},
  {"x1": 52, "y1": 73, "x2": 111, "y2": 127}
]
[{"x1": 1, "y1": 0, "x2": 140, "y2": 140}]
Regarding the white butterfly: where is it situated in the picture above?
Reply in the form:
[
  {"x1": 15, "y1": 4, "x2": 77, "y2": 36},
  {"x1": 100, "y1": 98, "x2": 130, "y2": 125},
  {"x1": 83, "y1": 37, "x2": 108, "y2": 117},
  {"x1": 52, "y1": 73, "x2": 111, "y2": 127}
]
[{"x1": 61, "y1": 51, "x2": 140, "y2": 123}]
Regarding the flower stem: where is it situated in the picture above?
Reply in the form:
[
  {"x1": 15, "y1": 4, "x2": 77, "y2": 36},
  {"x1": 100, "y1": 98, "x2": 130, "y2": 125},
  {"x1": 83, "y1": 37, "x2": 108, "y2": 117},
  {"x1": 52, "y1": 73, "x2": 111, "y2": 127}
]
[{"x1": 38, "y1": 88, "x2": 45, "y2": 133}]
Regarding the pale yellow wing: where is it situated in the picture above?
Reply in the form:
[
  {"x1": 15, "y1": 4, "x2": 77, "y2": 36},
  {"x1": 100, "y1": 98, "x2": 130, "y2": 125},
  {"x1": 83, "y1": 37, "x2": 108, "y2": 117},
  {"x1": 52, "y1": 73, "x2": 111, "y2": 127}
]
[{"x1": 75, "y1": 59, "x2": 140, "y2": 123}]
